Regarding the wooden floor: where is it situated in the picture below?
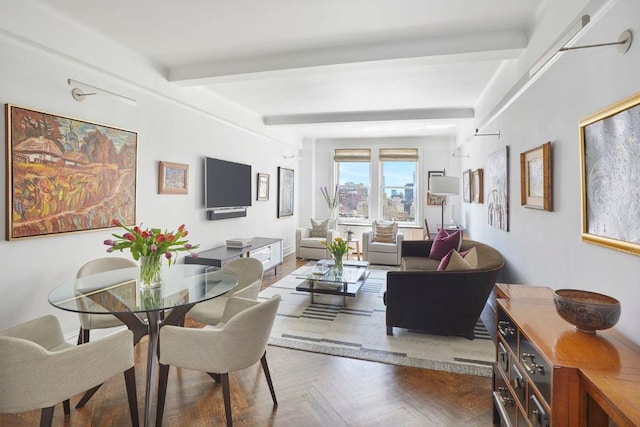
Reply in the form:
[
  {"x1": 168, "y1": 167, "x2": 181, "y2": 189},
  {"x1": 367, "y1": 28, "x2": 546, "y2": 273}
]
[{"x1": 1, "y1": 255, "x2": 495, "y2": 427}]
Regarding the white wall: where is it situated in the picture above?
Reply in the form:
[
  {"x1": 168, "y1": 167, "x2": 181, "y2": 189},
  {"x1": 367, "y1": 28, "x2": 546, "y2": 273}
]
[
  {"x1": 0, "y1": 4, "x2": 302, "y2": 333},
  {"x1": 460, "y1": 0, "x2": 640, "y2": 344}
]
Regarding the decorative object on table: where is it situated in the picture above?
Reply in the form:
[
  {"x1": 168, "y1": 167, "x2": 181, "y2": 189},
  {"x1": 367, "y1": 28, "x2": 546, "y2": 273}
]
[
  {"x1": 426, "y1": 170, "x2": 446, "y2": 205},
  {"x1": 346, "y1": 229, "x2": 354, "y2": 239},
  {"x1": 471, "y1": 168, "x2": 484, "y2": 203},
  {"x1": 429, "y1": 175, "x2": 459, "y2": 229},
  {"x1": 520, "y1": 142, "x2": 552, "y2": 211},
  {"x1": 158, "y1": 161, "x2": 189, "y2": 194},
  {"x1": 462, "y1": 169, "x2": 472, "y2": 203},
  {"x1": 320, "y1": 237, "x2": 352, "y2": 273},
  {"x1": 320, "y1": 185, "x2": 339, "y2": 219},
  {"x1": 580, "y1": 93, "x2": 640, "y2": 256},
  {"x1": 486, "y1": 146, "x2": 509, "y2": 231},
  {"x1": 257, "y1": 172, "x2": 269, "y2": 201},
  {"x1": 5, "y1": 104, "x2": 137, "y2": 240},
  {"x1": 277, "y1": 167, "x2": 294, "y2": 217},
  {"x1": 553, "y1": 289, "x2": 621, "y2": 334},
  {"x1": 104, "y1": 220, "x2": 199, "y2": 288}
]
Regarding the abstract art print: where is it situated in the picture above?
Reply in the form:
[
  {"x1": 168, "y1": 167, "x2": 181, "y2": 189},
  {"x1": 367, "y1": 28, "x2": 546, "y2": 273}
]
[
  {"x1": 520, "y1": 142, "x2": 551, "y2": 211},
  {"x1": 5, "y1": 104, "x2": 137, "y2": 240},
  {"x1": 472, "y1": 168, "x2": 484, "y2": 203},
  {"x1": 462, "y1": 169, "x2": 471, "y2": 203},
  {"x1": 257, "y1": 173, "x2": 269, "y2": 201},
  {"x1": 580, "y1": 93, "x2": 640, "y2": 255},
  {"x1": 277, "y1": 167, "x2": 294, "y2": 217},
  {"x1": 486, "y1": 146, "x2": 509, "y2": 231}
]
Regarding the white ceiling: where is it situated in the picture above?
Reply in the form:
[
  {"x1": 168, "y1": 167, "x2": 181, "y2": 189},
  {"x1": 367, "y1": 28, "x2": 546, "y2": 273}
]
[{"x1": 38, "y1": 0, "x2": 548, "y2": 140}]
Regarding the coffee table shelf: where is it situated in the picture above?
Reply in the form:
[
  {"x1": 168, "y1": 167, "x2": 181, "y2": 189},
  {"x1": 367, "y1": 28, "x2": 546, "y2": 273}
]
[{"x1": 295, "y1": 260, "x2": 370, "y2": 306}]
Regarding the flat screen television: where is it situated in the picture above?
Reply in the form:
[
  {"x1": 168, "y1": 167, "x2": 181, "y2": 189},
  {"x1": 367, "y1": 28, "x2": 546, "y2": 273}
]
[{"x1": 204, "y1": 157, "x2": 252, "y2": 209}]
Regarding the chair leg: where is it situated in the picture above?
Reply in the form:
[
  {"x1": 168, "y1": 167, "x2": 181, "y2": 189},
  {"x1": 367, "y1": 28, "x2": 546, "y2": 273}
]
[
  {"x1": 63, "y1": 399, "x2": 70, "y2": 416},
  {"x1": 155, "y1": 363, "x2": 170, "y2": 427},
  {"x1": 208, "y1": 372, "x2": 221, "y2": 383},
  {"x1": 124, "y1": 367, "x2": 139, "y2": 427},
  {"x1": 75, "y1": 383, "x2": 102, "y2": 408},
  {"x1": 77, "y1": 328, "x2": 90, "y2": 345},
  {"x1": 260, "y1": 353, "x2": 278, "y2": 407},
  {"x1": 220, "y1": 373, "x2": 233, "y2": 427},
  {"x1": 40, "y1": 406, "x2": 55, "y2": 427}
]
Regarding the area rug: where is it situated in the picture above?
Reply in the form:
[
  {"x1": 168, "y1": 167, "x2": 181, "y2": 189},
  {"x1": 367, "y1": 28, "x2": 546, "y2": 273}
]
[{"x1": 259, "y1": 263, "x2": 494, "y2": 377}]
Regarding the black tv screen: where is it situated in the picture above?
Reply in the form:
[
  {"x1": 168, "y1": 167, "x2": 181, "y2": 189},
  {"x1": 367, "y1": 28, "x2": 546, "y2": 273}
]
[{"x1": 204, "y1": 157, "x2": 252, "y2": 208}]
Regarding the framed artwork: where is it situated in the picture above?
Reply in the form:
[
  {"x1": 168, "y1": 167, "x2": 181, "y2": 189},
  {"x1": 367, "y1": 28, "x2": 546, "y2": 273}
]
[
  {"x1": 462, "y1": 169, "x2": 471, "y2": 203},
  {"x1": 277, "y1": 167, "x2": 294, "y2": 217},
  {"x1": 257, "y1": 172, "x2": 269, "y2": 201},
  {"x1": 487, "y1": 146, "x2": 509, "y2": 231},
  {"x1": 580, "y1": 93, "x2": 640, "y2": 256},
  {"x1": 472, "y1": 168, "x2": 484, "y2": 203},
  {"x1": 427, "y1": 170, "x2": 446, "y2": 205},
  {"x1": 158, "y1": 161, "x2": 188, "y2": 194},
  {"x1": 520, "y1": 142, "x2": 552, "y2": 211},
  {"x1": 5, "y1": 104, "x2": 137, "y2": 240}
]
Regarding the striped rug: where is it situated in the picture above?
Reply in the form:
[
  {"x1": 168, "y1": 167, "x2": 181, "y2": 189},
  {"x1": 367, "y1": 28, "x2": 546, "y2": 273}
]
[{"x1": 259, "y1": 263, "x2": 494, "y2": 377}]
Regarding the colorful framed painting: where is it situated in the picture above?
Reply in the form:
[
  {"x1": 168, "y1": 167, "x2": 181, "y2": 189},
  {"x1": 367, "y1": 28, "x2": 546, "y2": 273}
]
[
  {"x1": 277, "y1": 167, "x2": 294, "y2": 217},
  {"x1": 158, "y1": 161, "x2": 188, "y2": 194},
  {"x1": 257, "y1": 172, "x2": 269, "y2": 201},
  {"x1": 472, "y1": 168, "x2": 484, "y2": 203},
  {"x1": 580, "y1": 93, "x2": 640, "y2": 256},
  {"x1": 427, "y1": 170, "x2": 446, "y2": 205},
  {"x1": 520, "y1": 142, "x2": 552, "y2": 211},
  {"x1": 487, "y1": 146, "x2": 509, "y2": 231},
  {"x1": 462, "y1": 169, "x2": 471, "y2": 203},
  {"x1": 5, "y1": 104, "x2": 138, "y2": 240}
]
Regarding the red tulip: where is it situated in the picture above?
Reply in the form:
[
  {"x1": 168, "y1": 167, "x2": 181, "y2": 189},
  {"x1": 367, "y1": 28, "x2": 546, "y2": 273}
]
[{"x1": 165, "y1": 252, "x2": 172, "y2": 259}]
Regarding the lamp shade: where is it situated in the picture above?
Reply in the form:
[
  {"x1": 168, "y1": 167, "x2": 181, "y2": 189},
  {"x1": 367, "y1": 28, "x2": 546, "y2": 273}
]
[{"x1": 430, "y1": 176, "x2": 459, "y2": 195}]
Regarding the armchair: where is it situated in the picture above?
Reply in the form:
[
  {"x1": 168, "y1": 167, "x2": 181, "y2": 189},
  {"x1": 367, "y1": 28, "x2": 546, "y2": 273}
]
[
  {"x1": 296, "y1": 219, "x2": 340, "y2": 260},
  {"x1": 362, "y1": 229, "x2": 404, "y2": 266}
]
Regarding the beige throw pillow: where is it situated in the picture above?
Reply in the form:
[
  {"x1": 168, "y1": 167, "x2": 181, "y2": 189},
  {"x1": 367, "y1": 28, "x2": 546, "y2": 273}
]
[
  {"x1": 445, "y1": 247, "x2": 478, "y2": 271},
  {"x1": 372, "y1": 221, "x2": 397, "y2": 243},
  {"x1": 310, "y1": 219, "x2": 329, "y2": 238}
]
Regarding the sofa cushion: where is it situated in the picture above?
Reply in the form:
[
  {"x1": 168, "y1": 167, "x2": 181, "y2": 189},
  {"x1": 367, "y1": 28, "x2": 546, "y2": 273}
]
[
  {"x1": 299, "y1": 237, "x2": 327, "y2": 249},
  {"x1": 429, "y1": 229, "x2": 462, "y2": 260},
  {"x1": 309, "y1": 219, "x2": 329, "y2": 238},
  {"x1": 402, "y1": 256, "x2": 440, "y2": 271},
  {"x1": 368, "y1": 241, "x2": 398, "y2": 253},
  {"x1": 437, "y1": 247, "x2": 478, "y2": 271},
  {"x1": 372, "y1": 221, "x2": 397, "y2": 243}
]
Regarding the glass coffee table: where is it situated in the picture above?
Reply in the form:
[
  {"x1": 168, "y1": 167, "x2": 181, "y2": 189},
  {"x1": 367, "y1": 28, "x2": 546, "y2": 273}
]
[{"x1": 295, "y1": 259, "x2": 370, "y2": 306}]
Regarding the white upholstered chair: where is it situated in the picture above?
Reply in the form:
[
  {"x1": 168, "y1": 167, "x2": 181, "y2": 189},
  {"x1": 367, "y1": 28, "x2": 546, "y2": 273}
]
[
  {"x1": 75, "y1": 257, "x2": 137, "y2": 344},
  {"x1": 296, "y1": 218, "x2": 340, "y2": 260},
  {"x1": 187, "y1": 257, "x2": 264, "y2": 325},
  {"x1": 362, "y1": 222, "x2": 404, "y2": 266},
  {"x1": 0, "y1": 315, "x2": 138, "y2": 426},
  {"x1": 157, "y1": 295, "x2": 281, "y2": 427}
]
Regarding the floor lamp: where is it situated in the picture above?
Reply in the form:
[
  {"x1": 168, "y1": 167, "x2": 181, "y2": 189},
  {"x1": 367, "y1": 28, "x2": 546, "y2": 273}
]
[{"x1": 429, "y1": 176, "x2": 459, "y2": 230}]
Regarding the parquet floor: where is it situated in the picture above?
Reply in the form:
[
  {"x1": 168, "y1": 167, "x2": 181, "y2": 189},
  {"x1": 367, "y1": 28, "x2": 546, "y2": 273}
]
[{"x1": 1, "y1": 255, "x2": 495, "y2": 426}]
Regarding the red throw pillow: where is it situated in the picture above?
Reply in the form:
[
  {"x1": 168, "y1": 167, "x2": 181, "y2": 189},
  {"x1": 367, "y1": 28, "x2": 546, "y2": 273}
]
[
  {"x1": 429, "y1": 229, "x2": 462, "y2": 260},
  {"x1": 437, "y1": 249, "x2": 456, "y2": 270}
]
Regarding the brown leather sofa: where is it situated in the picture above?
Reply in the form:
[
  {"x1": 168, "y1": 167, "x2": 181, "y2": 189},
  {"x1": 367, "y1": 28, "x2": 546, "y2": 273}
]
[{"x1": 385, "y1": 239, "x2": 504, "y2": 339}]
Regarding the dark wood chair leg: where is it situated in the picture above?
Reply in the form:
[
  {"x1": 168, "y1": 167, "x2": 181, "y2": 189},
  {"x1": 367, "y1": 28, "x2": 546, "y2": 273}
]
[
  {"x1": 155, "y1": 363, "x2": 170, "y2": 427},
  {"x1": 208, "y1": 372, "x2": 221, "y2": 383},
  {"x1": 260, "y1": 353, "x2": 278, "y2": 407},
  {"x1": 75, "y1": 383, "x2": 102, "y2": 408},
  {"x1": 40, "y1": 406, "x2": 55, "y2": 427},
  {"x1": 124, "y1": 367, "x2": 139, "y2": 427},
  {"x1": 63, "y1": 399, "x2": 70, "y2": 416},
  {"x1": 221, "y1": 373, "x2": 233, "y2": 427}
]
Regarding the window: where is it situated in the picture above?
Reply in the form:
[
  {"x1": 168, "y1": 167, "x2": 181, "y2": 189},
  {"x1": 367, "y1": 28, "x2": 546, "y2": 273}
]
[
  {"x1": 380, "y1": 148, "x2": 418, "y2": 223},
  {"x1": 335, "y1": 149, "x2": 370, "y2": 221}
]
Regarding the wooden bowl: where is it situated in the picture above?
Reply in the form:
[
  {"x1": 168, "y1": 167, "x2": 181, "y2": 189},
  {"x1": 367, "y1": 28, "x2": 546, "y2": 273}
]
[{"x1": 553, "y1": 289, "x2": 621, "y2": 334}]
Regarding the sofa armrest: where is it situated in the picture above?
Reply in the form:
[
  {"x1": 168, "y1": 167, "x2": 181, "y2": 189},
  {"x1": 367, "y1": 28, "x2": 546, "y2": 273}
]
[
  {"x1": 327, "y1": 228, "x2": 340, "y2": 241},
  {"x1": 401, "y1": 239, "x2": 433, "y2": 257}
]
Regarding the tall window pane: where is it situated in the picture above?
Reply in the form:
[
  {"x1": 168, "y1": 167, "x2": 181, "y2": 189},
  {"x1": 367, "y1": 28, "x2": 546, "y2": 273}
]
[
  {"x1": 381, "y1": 161, "x2": 416, "y2": 223},
  {"x1": 337, "y1": 162, "x2": 370, "y2": 220}
]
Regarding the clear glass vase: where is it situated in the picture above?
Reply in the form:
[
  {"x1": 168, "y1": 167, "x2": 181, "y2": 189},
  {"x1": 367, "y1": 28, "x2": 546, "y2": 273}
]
[
  {"x1": 139, "y1": 255, "x2": 162, "y2": 288},
  {"x1": 333, "y1": 255, "x2": 343, "y2": 276}
]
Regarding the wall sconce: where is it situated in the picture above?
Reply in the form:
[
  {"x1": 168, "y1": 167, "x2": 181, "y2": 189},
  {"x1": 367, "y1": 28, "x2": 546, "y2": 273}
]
[
  {"x1": 68, "y1": 78, "x2": 137, "y2": 106},
  {"x1": 452, "y1": 153, "x2": 469, "y2": 159},
  {"x1": 283, "y1": 154, "x2": 303, "y2": 160},
  {"x1": 474, "y1": 128, "x2": 500, "y2": 139}
]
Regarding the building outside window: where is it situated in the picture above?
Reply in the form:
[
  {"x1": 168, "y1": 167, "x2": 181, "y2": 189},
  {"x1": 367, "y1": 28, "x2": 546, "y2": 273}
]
[
  {"x1": 335, "y1": 149, "x2": 370, "y2": 221},
  {"x1": 380, "y1": 148, "x2": 418, "y2": 225}
]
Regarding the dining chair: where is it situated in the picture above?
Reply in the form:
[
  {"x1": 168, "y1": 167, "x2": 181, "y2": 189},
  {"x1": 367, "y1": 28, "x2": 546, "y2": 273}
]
[
  {"x1": 187, "y1": 257, "x2": 264, "y2": 325},
  {"x1": 157, "y1": 295, "x2": 281, "y2": 427},
  {"x1": 75, "y1": 257, "x2": 138, "y2": 344},
  {"x1": 0, "y1": 315, "x2": 138, "y2": 426}
]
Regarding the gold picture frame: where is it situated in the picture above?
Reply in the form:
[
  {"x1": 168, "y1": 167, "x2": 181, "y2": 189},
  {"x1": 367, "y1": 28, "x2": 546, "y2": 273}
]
[
  {"x1": 520, "y1": 142, "x2": 552, "y2": 211},
  {"x1": 471, "y1": 169, "x2": 484, "y2": 203},
  {"x1": 580, "y1": 93, "x2": 640, "y2": 256},
  {"x1": 158, "y1": 161, "x2": 188, "y2": 194}
]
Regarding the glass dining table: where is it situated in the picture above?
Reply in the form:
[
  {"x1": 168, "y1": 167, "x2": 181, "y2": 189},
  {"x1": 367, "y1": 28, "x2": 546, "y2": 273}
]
[{"x1": 48, "y1": 263, "x2": 238, "y2": 427}]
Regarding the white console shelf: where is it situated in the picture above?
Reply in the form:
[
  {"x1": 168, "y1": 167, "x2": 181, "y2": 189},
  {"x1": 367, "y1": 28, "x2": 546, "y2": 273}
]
[{"x1": 185, "y1": 237, "x2": 283, "y2": 274}]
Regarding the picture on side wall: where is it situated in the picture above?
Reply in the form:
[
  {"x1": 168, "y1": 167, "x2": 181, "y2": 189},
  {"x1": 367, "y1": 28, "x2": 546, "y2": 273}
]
[
  {"x1": 486, "y1": 146, "x2": 509, "y2": 231},
  {"x1": 472, "y1": 168, "x2": 484, "y2": 203},
  {"x1": 5, "y1": 104, "x2": 137, "y2": 240},
  {"x1": 520, "y1": 142, "x2": 552, "y2": 211},
  {"x1": 427, "y1": 170, "x2": 446, "y2": 205},
  {"x1": 462, "y1": 169, "x2": 471, "y2": 203},
  {"x1": 158, "y1": 161, "x2": 188, "y2": 194},
  {"x1": 257, "y1": 173, "x2": 269, "y2": 201},
  {"x1": 277, "y1": 167, "x2": 294, "y2": 217},
  {"x1": 580, "y1": 93, "x2": 640, "y2": 256}
]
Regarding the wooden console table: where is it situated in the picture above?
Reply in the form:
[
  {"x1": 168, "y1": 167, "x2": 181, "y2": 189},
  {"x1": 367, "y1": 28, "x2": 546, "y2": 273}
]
[
  {"x1": 185, "y1": 237, "x2": 283, "y2": 274},
  {"x1": 493, "y1": 283, "x2": 640, "y2": 427}
]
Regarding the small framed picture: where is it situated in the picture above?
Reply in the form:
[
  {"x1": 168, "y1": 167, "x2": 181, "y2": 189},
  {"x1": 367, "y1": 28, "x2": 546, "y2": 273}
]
[
  {"x1": 427, "y1": 170, "x2": 446, "y2": 205},
  {"x1": 277, "y1": 167, "x2": 294, "y2": 217},
  {"x1": 158, "y1": 161, "x2": 189, "y2": 194},
  {"x1": 472, "y1": 169, "x2": 484, "y2": 203},
  {"x1": 520, "y1": 142, "x2": 551, "y2": 211},
  {"x1": 462, "y1": 169, "x2": 471, "y2": 203},
  {"x1": 257, "y1": 173, "x2": 269, "y2": 201}
]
